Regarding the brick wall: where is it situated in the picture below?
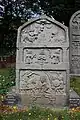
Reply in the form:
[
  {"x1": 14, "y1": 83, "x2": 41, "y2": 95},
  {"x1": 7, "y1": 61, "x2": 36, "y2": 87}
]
[{"x1": 0, "y1": 55, "x2": 16, "y2": 68}]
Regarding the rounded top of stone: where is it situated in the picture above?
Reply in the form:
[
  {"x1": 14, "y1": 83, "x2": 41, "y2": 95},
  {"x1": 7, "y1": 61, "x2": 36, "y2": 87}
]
[{"x1": 70, "y1": 10, "x2": 80, "y2": 25}]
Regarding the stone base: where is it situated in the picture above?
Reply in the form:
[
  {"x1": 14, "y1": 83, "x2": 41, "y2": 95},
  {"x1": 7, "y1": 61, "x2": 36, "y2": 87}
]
[
  {"x1": 20, "y1": 93, "x2": 68, "y2": 108},
  {"x1": 69, "y1": 89, "x2": 80, "y2": 108}
]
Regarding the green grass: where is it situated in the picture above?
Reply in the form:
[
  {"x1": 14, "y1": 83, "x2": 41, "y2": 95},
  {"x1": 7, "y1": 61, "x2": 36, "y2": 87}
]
[
  {"x1": 0, "y1": 68, "x2": 10, "y2": 76},
  {"x1": 0, "y1": 106, "x2": 80, "y2": 120},
  {"x1": 70, "y1": 77, "x2": 80, "y2": 96},
  {"x1": 0, "y1": 67, "x2": 15, "y2": 94}
]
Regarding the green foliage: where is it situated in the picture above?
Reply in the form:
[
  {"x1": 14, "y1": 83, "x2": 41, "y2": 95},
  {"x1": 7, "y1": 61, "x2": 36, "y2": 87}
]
[
  {"x1": 8, "y1": 67, "x2": 16, "y2": 85},
  {"x1": 0, "y1": 67, "x2": 15, "y2": 94},
  {"x1": 70, "y1": 77, "x2": 80, "y2": 95},
  {"x1": 0, "y1": 106, "x2": 80, "y2": 120}
]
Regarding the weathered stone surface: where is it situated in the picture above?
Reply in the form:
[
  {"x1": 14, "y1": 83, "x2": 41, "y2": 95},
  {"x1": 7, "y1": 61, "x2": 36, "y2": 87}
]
[
  {"x1": 70, "y1": 10, "x2": 80, "y2": 75},
  {"x1": 2, "y1": 92, "x2": 21, "y2": 106},
  {"x1": 16, "y1": 15, "x2": 69, "y2": 107},
  {"x1": 69, "y1": 89, "x2": 80, "y2": 108}
]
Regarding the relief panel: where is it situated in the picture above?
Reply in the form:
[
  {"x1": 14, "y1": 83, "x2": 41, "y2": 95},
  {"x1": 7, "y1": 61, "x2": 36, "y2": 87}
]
[
  {"x1": 23, "y1": 48, "x2": 62, "y2": 67},
  {"x1": 21, "y1": 19, "x2": 66, "y2": 46},
  {"x1": 20, "y1": 70, "x2": 66, "y2": 104}
]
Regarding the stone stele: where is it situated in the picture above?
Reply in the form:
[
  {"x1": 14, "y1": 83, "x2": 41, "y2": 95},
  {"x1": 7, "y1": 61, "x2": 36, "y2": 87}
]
[
  {"x1": 70, "y1": 10, "x2": 80, "y2": 75},
  {"x1": 16, "y1": 15, "x2": 69, "y2": 107}
]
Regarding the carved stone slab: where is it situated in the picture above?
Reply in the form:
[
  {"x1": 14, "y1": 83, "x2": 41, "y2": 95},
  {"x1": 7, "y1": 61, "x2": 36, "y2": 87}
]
[
  {"x1": 20, "y1": 19, "x2": 66, "y2": 47},
  {"x1": 70, "y1": 11, "x2": 80, "y2": 75},
  {"x1": 16, "y1": 15, "x2": 69, "y2": 107},
  {"x1": 23, "y1": 48, "x2": 62, "y2": 69}
]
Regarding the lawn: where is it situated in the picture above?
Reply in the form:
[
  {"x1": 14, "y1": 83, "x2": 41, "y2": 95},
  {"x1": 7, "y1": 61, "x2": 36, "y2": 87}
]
[
  {"x1": 0, "y1": 68, "x2": 10, "y2": 76},
  {"x1": 0, "y1": 67, "x2": 15, "y2": 94},
  {"x1": 70, "y1": 77, "x2": 80, "y2": 96},
  {"x1": 0, "y1": 106, "x2": 80, "y2": 120}
]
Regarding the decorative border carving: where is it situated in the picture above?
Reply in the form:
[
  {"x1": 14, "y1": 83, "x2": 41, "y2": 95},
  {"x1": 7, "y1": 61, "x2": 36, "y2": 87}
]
[{"x1": 23, "y1": 48, "x2": 62, "y2": 66}]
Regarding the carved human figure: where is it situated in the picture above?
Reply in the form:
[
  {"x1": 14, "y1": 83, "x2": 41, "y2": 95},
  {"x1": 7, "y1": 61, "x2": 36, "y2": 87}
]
[
  {"x1": 25, "y1": 50, "x2": 36, "y2": 64},
  {"x1": 22, "y1": 26, "x2": 39, "y2": 43},
  {"x1": 50, "y1": 72, "x2": 64, "y2": 94},
  {"x1": 32, "y1": 75, "x2": 55, "y2": 104},
  {"x1": 36, "y1": 49, "x2": 48, "y2": 65},
  {"x1": 50, "y1": 49, "x2": 61, "y2": 64}
]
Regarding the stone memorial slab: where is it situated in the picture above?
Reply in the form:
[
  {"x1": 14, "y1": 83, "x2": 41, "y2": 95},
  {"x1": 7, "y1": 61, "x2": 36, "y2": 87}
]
[
  {"x1": 16, "y1": 15, "x2": 69, "y2": 107},
  {"x1": 70, "y1": 10, "x2": 80, "y2": 75}
]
